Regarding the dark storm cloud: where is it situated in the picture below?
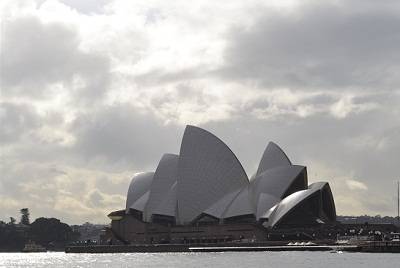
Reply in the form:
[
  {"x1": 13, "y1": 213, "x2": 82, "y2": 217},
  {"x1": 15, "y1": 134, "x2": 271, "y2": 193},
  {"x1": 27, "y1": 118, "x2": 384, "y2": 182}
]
[
  {"x1": 71, "y1": 104, "x2": 182, "y2": 171},
  {"x1": 222, "y1": 1, "x2": 400, "y2": 90},
  {"x1": 1, "y1": 16, "x2": 110, "y2": 101}
]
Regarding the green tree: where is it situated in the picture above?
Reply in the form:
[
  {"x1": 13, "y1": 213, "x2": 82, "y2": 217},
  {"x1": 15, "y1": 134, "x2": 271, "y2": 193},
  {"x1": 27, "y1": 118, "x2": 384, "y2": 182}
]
[
  {"x1": 19, "y1": 208, "x2": 30, "y2": 225},
  {"x1": 30, "y1": 218, "x2": 74, "y2": 249},
  {"x1": 1, "y1": 218, "x2": 26, "y2": 251},
  {"x1": 9, "y1": 217, "x2": 16, "y2": 225}
]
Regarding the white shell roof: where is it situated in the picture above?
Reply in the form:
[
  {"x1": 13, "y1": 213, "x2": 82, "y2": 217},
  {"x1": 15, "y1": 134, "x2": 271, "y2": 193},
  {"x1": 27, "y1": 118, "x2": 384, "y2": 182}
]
[
  {"x1": 123, "y1": 125, "x2": 335, "y2": 227},
  {"x1": 125, "y1": 172, "x2": 154, "y2": 213},
  {"x1": 144, "y1": 154, "x2": 179, "y2": 221},
  {"x1": 223, "y1": 187, "x2": 254, "y2": 219},
  {"x1": 250, "y1": 165, "x2": 306, "y2": 220},
  {"x1": 152, "y1": 181, "x2": 177, "y2": 217},
  {"x1": 256, "y1": 193, "x2": 280, "y2": 220},
  {"x1": 203, "y1": 189, "x2": 241, "y2": 219},
  {"x1": 177, "y1": 125, "x2": 249, "y2": 224},
  {"x1": 251, "y1": 165, "x2": 306, "y2": 206},
  {"x1": 256, "y1": 142, "x2": 292, "y2": 176},
  {"x1": 266, "y1": 182, "x2": 331, "y2": 228},
  {"x1": 261, "y1": 204, "x2": 278, "y2": 220},
  {"x1": 130, "y1": 191, "x2": 150, "y2": 212}
]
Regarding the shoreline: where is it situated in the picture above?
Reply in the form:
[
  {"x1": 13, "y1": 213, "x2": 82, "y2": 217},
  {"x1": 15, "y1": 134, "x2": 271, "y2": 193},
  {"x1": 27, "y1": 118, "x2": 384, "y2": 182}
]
[{"x1": 65, "y1": 241, "x2": 400, "y2": 253}]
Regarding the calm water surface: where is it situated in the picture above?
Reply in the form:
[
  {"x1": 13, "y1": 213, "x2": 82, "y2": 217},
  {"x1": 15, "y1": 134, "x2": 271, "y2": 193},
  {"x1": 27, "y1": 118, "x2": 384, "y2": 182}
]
[{"x1": 1, "y1": 252, "x2": 399, "y2": 268}]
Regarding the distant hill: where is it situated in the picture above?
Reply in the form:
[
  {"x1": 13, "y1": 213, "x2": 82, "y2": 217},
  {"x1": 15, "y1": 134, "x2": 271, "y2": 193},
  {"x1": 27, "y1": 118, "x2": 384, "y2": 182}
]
[{"x1": 337, "y1": 215, "x2": 400, "y2": 225}]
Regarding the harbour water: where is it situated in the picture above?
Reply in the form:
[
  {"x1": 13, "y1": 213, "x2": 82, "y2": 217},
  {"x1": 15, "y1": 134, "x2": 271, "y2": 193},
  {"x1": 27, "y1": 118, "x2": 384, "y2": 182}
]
[{"x1": 1, "y1": 252, "x2": 400, "y2": 268}]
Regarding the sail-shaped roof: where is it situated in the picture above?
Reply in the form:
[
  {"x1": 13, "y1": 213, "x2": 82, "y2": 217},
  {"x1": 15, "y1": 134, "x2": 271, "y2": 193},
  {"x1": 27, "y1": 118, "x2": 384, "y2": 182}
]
[
  {"x1": 130, "y1": 191, "x2": 150, "y2": 211},
  {"x1": 250, "y1": 141, "x2": 308, "y2": 220},
  {"x1": 223, "y1": 187, "x2": 254, "y2": 219},
  {"x1": 204, "y1": 189, "x2": 242, "y2": 219},
  {"x1": 256, "y1": 142, "x2": 292, "y2": 176},
  {"x1": 177, "y1": 125, "x2": 249, "y2": 224},
  {"x1": 122, "y1": 125, "x2": 336, "y2": 228},
  {"x1": 252, "y1": 166, "x2": 307, "y2": 200},
  {"x1": 266, "y1": 182, "x2": 336, "y2": 228},
  {"x1": 125, "y1": 172, "x2": 154, "y2": 213},
  {"x1": 152, "y1": 181, "x2": 177, "y2": 217},
  {"x1": 144, "y1": 154, "x2": 179, "y2": 221}
]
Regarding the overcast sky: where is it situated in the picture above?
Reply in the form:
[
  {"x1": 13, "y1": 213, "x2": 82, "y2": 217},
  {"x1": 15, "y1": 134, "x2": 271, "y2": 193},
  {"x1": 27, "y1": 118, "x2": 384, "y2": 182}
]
[{"x1": 1, "y1": 0, "x2": 400, "y2": 224}]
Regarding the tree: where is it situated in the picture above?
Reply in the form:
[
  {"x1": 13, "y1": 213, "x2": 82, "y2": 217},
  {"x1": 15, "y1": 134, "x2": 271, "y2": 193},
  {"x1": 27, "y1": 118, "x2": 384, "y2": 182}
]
[
  {"x1": 1, "y1": 218, "x2": 26, "y2": 251},
  {"x1": 9, "y1": 217, "x2": 16, "y2": 225},
  {"x1": 30, "y1": 218, "x2": 74, "y2": 249},
  {"x1": 19, "y1": 208, "x2": 30, "y2": 225}
]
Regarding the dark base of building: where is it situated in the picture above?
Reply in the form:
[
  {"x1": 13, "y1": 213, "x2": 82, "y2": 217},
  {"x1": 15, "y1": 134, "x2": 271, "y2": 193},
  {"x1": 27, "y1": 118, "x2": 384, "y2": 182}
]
[
  {"x1": 105, "y1": 213, "x2": 343, "y2": 245},
  {"x1": 104, "y1": 212, "x2": 400, "y2": 247}
]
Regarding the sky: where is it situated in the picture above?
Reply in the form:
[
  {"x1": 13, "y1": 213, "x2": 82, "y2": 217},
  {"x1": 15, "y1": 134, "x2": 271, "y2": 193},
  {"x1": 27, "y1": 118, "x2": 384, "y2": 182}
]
[{"x1": 1, "y1": 0, "x2": 400, "y2": 224}]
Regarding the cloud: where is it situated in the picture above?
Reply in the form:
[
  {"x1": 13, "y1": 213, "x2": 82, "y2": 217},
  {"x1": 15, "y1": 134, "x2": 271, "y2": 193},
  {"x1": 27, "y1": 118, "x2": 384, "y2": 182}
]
[
  {"x1": 221, "y1": 0, "x2": 400, "y2": 90},
  {"x1": 59, "y1": 0, "x2": 111, "y2": 14},
  {"x1": 346, "y1": 179, "x2": 368, "y2": 191},
  {"x1": 0, "y1": 102, "x2": 41, "y2": 144},
  {"x1": 70, "y1": 103, "x2": 182, "y2": 170},
  {"x1": 1, "y1": 15, "x2": 110, "y2": 102},
  {"x1": 0, "y1": 159, "x2": 131, "y2": 223},
  {"x1": 329, "y1": 95, "x2": 378, "y2": 119}
]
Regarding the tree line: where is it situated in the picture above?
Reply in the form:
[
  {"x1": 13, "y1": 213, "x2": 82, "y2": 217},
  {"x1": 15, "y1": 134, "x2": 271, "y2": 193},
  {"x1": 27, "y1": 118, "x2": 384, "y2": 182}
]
[{"x1": 0, "y1": 208, "x2": 80, "y2": 252}]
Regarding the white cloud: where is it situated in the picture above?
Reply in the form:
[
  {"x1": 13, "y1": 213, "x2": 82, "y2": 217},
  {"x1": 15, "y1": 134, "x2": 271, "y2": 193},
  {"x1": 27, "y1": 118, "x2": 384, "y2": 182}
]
[
  {"x1": 346, "y1": 179, "x2": 368, "y2": 191},
  {"x1": 330, "y1": 94, "x2": 377, "y2": 119}
]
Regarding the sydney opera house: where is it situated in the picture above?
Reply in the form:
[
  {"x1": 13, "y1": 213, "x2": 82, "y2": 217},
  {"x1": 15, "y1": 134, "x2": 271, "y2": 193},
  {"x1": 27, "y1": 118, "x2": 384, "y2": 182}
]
[{"x1": 108, "y1": 125, "x2": 336, "y2": 244}]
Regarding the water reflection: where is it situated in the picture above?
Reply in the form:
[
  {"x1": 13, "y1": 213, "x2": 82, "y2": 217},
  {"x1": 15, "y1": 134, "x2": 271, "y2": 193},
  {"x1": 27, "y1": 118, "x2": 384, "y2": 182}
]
[{"x1": 0, "y1": 252, "x2": 400, "y2": 268}]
